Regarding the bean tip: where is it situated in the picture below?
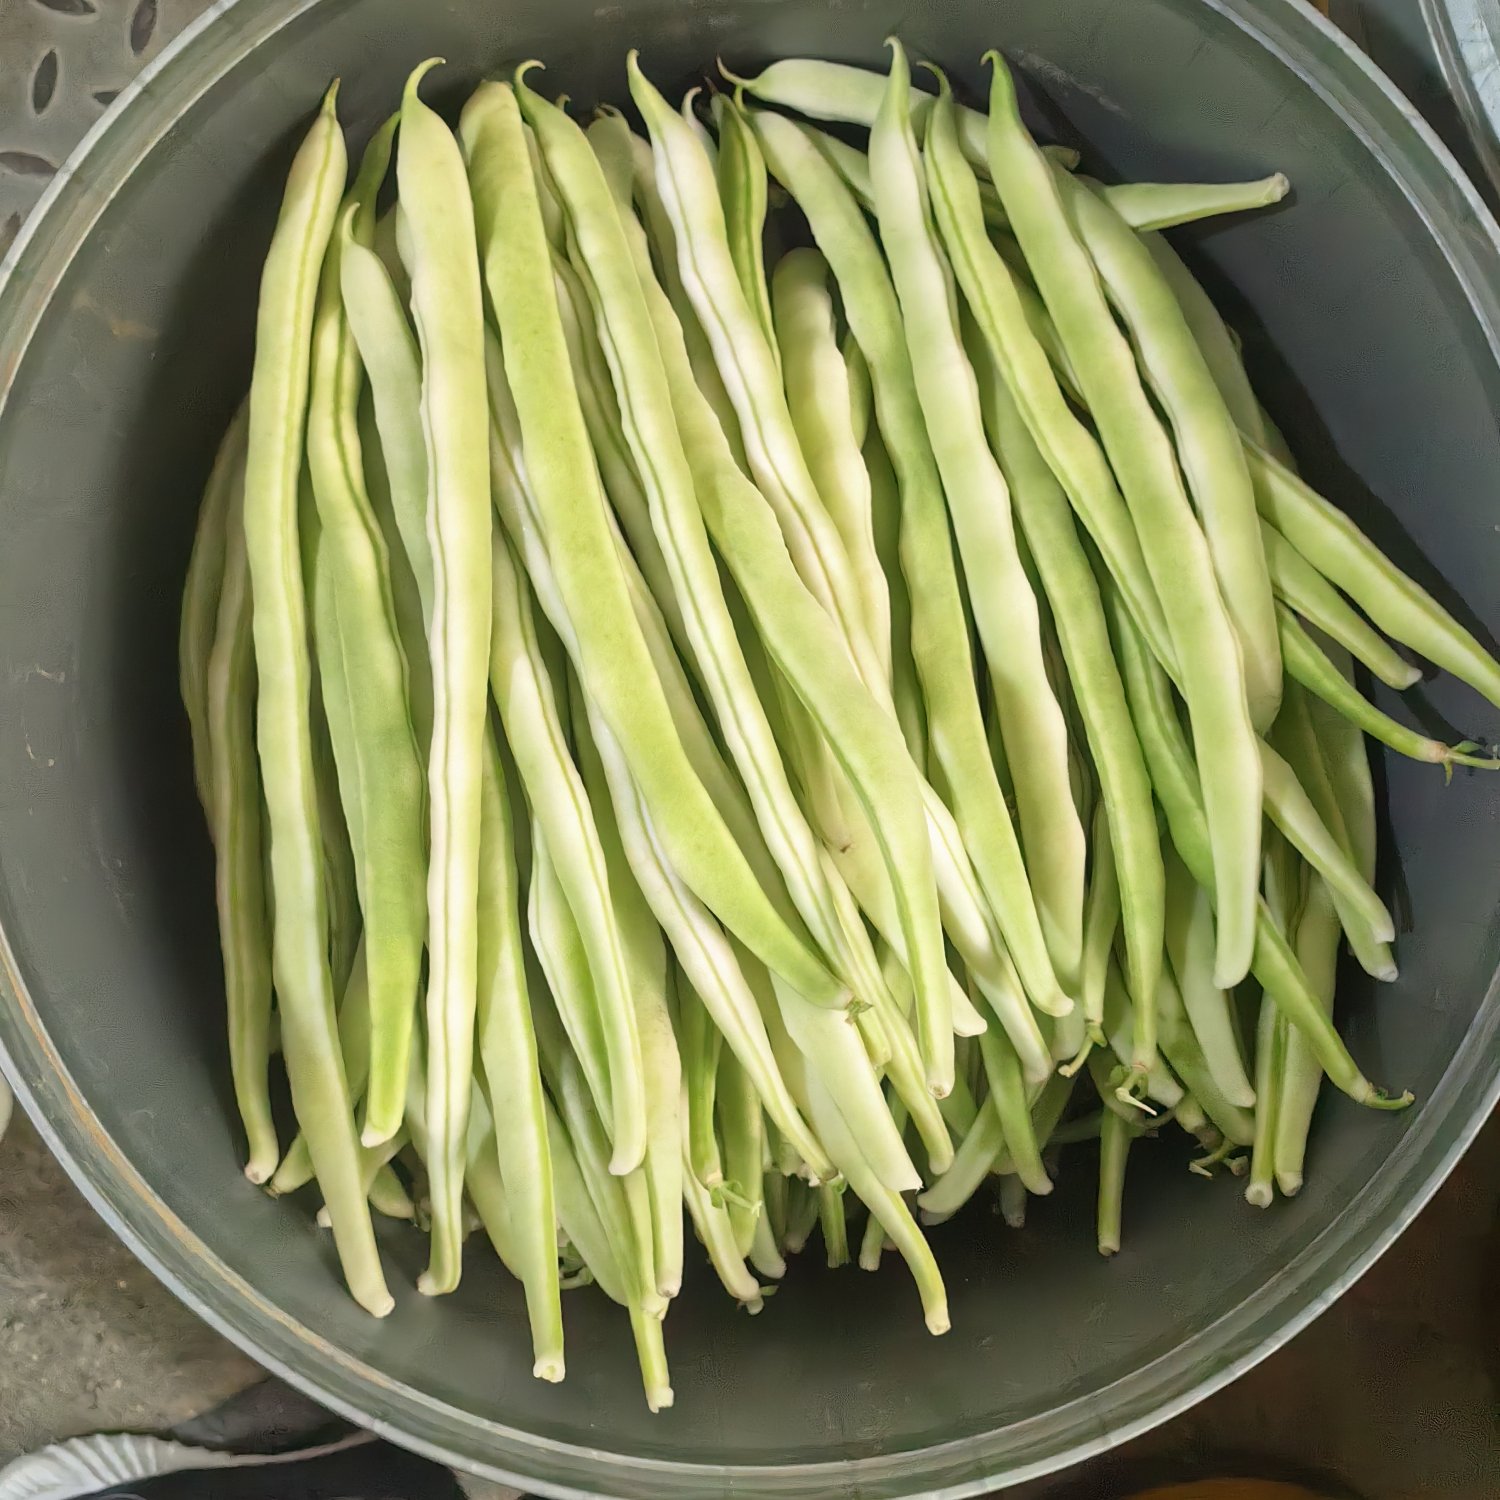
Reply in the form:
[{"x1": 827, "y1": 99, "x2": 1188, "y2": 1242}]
[
  {"x1": 404, "y1": 57, "x2": 444, "y2": 105},
  {"x1": 1245, "y1": 1181, "x2": 1274, "y2": 1208},
  {"x1": 717, "y1": 55, "x2": 756, "y2": 93},
  {"x1": 513, "y1": 58, "x2": 545, "y2": 96},
  {"x1": 533, "y1": 1355, "x2": 565, "y2": 1383}
]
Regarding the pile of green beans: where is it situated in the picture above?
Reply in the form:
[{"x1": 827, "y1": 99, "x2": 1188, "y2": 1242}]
[{"x1": 179, "y1": 44, "x2": 1499, "y2": 1407}]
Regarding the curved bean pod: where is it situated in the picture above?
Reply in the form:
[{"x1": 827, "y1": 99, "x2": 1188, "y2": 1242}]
[
  {"x1": 307, "y1": 118, "x2": 426, "y2": 1148},
  {"x1": 1162, "y1": 847, "x2": 1256, "y2": 1108},
  {"x1": 1259, "y1": 738, "x2": 1396, "y2": 950},
  {"x1": 399, "y1": 60, "x2": 494, "y2": 1297},
  {"x1": 490, "y1": 528, "x2": 647, "y2": 1173},
  {"x1": 574, "y1": 687, "x2": 835, "y2": 1183},
  {"x1": 1108, "y1": 584, "x2": 1411, "y2": 1110},
  {"x1": 464, "y1": 79, "x2": 844, "y2": 1012},
  {"x1": 1248, "y1": 439, "x2": 1500, "y2": 710},
  {"x1": 1261, "y1": 521, "x2": 1421, "y2": 690},
  {"x1": 241, "y1": 84, "x2": 390, "y2": 1316},
  {"x1": 1273, "y1": 676, "x2": 1396, "y2": 980},
  {"x1": 772, "y1": 247, "x2": 893, "y2": 684},
  {"x1": 873, "y1": 47, "x2": 1085, "y2": 987},
  {"x1": 752, "y1": 105, "x2": 1068, "y2": 1028},
  {"x1": 955, "y1": 262, "x2": 1162, "y2": 1037},
  {"x1": 715, "y1": 91, "x2": 778, "y2": 367},
  {"x1": 1066, "y1": 174, "x2": 1281, "y2": 731},
  {"x1": 986, "y1": 51, "x2": 1262, "y2": 989},
  {"x1": 628, "y1": 58, "x2": 885, "y2": 698},
  {"x1": 1280, "y1": 608, "x2": 1498, "y2": 771},
  {"x1": 1102, "y1": 174, "x2": 1289, "y2": 233},
  {"x1": 181, "y1": 406, "x2": 248, "y2": 813},
  {"x1": 205, "y1": 444, "x2": 278, "y2": 1184}
]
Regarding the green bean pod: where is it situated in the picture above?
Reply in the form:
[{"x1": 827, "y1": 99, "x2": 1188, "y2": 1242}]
[
  {"x1": 346, "y1": 209, "x2": 563, "y2": 1364},
  {"x1": 1067, "y1": 175, "x2": 1282, "y2": 731},
  {"x1": 873, "y1": 47, "x2": 1085, "y2": 988},
  {"x1": 577, "y1": 689, "x2": 835, "y2": 1182},
  {"x1": 1280, "y1": 608, "x2": 1498, "y2": 771},
  {"x1": 490, "y1": 527, "x2": 647, "y2": 1173},
  {"x1": 307, "y1": 119, "x2": 426, "y2": 1148},
  {"x1": 729, "y1": 55, "x2": 989, "y2": 171},
  {"x1": 181, "y1": 407, "x2": 248, "y2": 813},
  {"x1": 1261, "y1": 521, "x2": 1421, "y2": 690},
  {"x1": 772, "y1": 247, "x2": 893, "y2": 684},
  {"x1": 568, "y1": 685, "x2": 683, "y2": 1298},
  {"x1": 1258, "y1": 738, "x2": 1396, "y2": 953},
  {"x1": 1102, "y1": 174, "x2": 1289, "y2": 233},
  {"x1": 716, "y1": 1047, "x2": 766, "y2": 1258},
  {"x1": 1145, "y1": 233, "x2": 1271, "y2": 446},
  {"x1": 986, "y1": 52, "x2": 1263, "y2": 991},
  {"x1": 205, "y1": 442, "x2": 278, "y2": 1185},
  {"x1": 543, "y1": 1094, "x2": 672, "y2": 1410},
  {"x1": 464, "y1": 80, "x2": 845, "y2": 1015},
  {"x1": 628, "y1": 58, "x2": 886, "y2": 698},
  {"x1": 1249, "y1": 440, "x2": 1500, "y2": 710},
  {"x1": 752, "y1": 105, "x2": 1068, "y2": 1029},
  {"x1": 715, "y1": 91, "x2": 778, "y2": 366},
  {"x1": 955, "y1": 265, "x2": 1162, "y2": 1038},
  {"x1": 793, "y1": 1065, "x2": 948, "y2": 1334},
  {"x1": 977, "y1": 1022, "x2": 1050, "y2": 1198},
  {"x1": 398, "y1": 61, "x2": 494, "y2": 1297},
  {"x1": 1108, "y1": 585, "x2": 1411, "y2": 1111},
  {"x1": 475, "y1": 735, "x2": 564, "y2": 1374},
  {"x1": 241, "y1": 84, "x2": 390, "y2": 1317},
  {"x1": 1162, "y1": 847, "x2": 1256, "y2": 1108},
  {"x1": 1273, "y1": 676, "x2": 1396, "y2": 980},
  {"x1": 678, "y1": 975, "x2": 725, "y2": 1189}
]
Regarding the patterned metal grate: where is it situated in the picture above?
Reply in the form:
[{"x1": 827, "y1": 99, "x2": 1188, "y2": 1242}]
[{"x1": 0, "y1": 0, "x2": 211, "y2": 257}]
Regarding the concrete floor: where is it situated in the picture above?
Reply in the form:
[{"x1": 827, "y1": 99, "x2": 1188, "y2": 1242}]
[{"x1": 3, "y1": 1104, "x2": 1497, "y2": 1496}]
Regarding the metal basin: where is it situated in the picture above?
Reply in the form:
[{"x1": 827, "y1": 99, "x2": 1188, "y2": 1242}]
[{"x1": 1, "y1": 0, "x2": 1498, "y2": 1495}]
